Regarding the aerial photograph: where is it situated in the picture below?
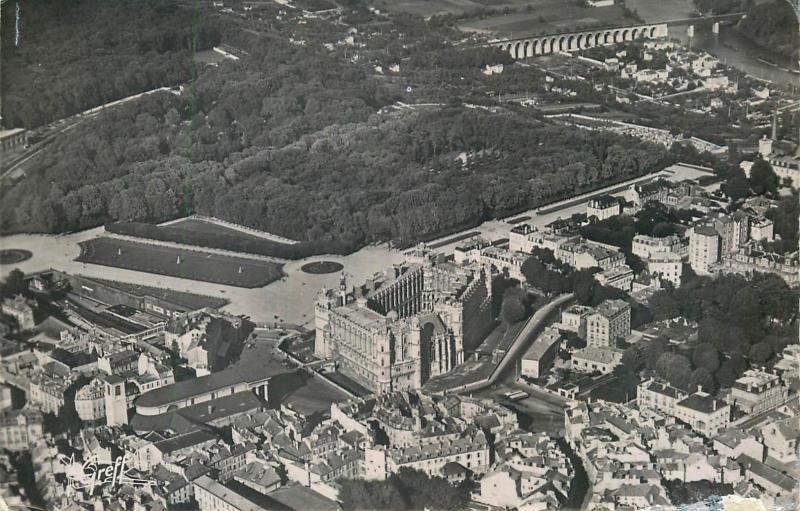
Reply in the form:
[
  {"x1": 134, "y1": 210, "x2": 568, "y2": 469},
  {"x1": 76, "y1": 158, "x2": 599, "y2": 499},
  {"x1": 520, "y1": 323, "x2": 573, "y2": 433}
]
[{"x1": 0, "y1": 0, "x2": 798, "y2": 509}]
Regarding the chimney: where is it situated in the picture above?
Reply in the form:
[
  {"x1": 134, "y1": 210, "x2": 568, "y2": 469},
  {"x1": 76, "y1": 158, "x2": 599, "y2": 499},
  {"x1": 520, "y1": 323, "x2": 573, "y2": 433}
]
[
  {"x1": 771, "y1": 109, "x2": 777, "y2": 141},
  {"x1": 208, "y1": 404, "x2": 214, "y2": 415},
  {"x1": 712, "y1": 400, "x2": 717, "y2": 412}
]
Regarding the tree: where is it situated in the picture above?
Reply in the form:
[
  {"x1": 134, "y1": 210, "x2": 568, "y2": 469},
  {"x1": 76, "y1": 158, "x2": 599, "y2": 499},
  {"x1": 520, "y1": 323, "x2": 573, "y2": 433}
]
[
  {"x1": 690, "y1": 367, "x2": 716, "y2": 394},
  {"x1": 1, "y1": 269, "x2": 26, "y2": 298},
  {"x1": 656, "y1": 352, "x2": 692, "y2": 389},
  {"x1": 339, "y1": 479, "x2": 408, "y2": 511},
  {"x1": 748, "y1": 342, "x2": 773, "y2": 365},
  {"x1": 645, "y1": 337, "x2": 668, "y2": 371},
  {"x1": 722, "y1": 173, "x2": 750, "y2": 202},
  {"x1": 501, "y1": 286, "x2": 528, "y2": 324},
  {"x1": 621, "y1": 343, "x2": 646, "y2": 373},
  {"x1": 691, "y1": 343, "x2": 720, "y2": 373},
  {"x1": 715, "y1": 361, "x2": 740, "y2": 388},
  {"x1": 397, "y1": 468, "x2": 468, "y2": 511},
  {"x1": 749, "y1": 159, "x2": 778, "y2": 196}
]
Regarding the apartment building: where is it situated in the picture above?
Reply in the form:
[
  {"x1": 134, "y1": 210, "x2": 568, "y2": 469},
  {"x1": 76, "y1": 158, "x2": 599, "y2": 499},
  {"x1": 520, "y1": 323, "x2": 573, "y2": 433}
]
[{"x1": 586, "y1": 299, "x2": 631, "y2": 347}]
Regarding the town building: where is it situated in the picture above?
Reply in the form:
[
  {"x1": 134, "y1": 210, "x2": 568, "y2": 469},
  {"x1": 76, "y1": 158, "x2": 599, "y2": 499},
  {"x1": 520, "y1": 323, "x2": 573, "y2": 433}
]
[
  {"x1": 520, "y1": 327, "x2": 562, "y2": 379},
  {"x1": 0, "y1": 386, "x2": 11, "y2": 411},
  {"x1": 594, "y1": 264, "x2": 634, "y2": 291},
  {"x1": 75, "y1": 378, "x2": 106, "y2": 423},
  {"x1": 571, "y1": 346, "x2": 623, "y2": 374},
  {"x1": 718, "y1": 245, "x2": 800, "y2": 286},
  {"x1": 509, "y1": 224, "x2": 581, "y2": 254},
  {"x1": 477, "y1": 246, "x2": 527, "y2": 282},
  {"x1": 647, "y1": 251, "x2": 682, "y2": 287},
  {"x1": 0, "y1": 129, "x2": 27, "y2": 153},
  {"x1": 28, "y1": 374, "x2": 67, "y2": 415},
  {"x1": 102, "y1": 374, "x2": 129, "y2": 427},
  {"x1": 729, "y1": 369, "x2": 788, "y2": 416},
  {"x1": 1, "y1": 296, "x2": 35, "y2": 330},
  {"x1": 559, "y1": 305, "x2": 592, "y2": 339},
  {"x1": 456, "y1": 240, "x2": 526, "y2": 281},
  {"x1": 194, "y1": 474, "x2": 266, "y2": 511},
  {"x1": 586, "y1": 195, "x2": 622, "y2": 221},
  {"x1": 773, "y1": 344, "x2": 800, "y2": 388},
  {"x1": 134, "y1": 350, "x2": 278, "y2": 416},
  {"x1": 628, "y1": 180, "x2": 670, "y2": 209},
  {"x1": 0, "y1": 409, "x2": 43, "y2": 451},
  {"x1": 637, "y1": 379, "x2": 687, "y2": 417},
  {"x1": 741, "y1": 136, "x2": 800, "y2": 187},
  {"x1": 689, "y1": 226, "x2": 720, "y2": 275},
  {"x1": 632, "y1": 234, "x2": 682, "y2": 260},
  {"x1": 675, "y1": 392, "x2": 730, "y2": 438},
  {"x1": 556, "y1": 241, "x2": 625, "y2": 271},
  {"x1": 749, "y1": 217, "x2": 774, "y2": 241},
  {"x1": 758, "y1": 417, "x2": 798, "y2": 465},
  {"x1": 586, "y1": 299, "x2": 630, "y2": 347},
  {"x1": 315, "y1": 250, "x2": 492, "y2": 394}
]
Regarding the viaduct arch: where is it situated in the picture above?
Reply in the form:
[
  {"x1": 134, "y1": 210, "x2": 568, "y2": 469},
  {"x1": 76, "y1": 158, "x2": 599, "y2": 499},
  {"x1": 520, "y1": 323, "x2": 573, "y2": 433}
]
[{"x1": 495, "y1": 23, "x2": 668, "y2": 59}]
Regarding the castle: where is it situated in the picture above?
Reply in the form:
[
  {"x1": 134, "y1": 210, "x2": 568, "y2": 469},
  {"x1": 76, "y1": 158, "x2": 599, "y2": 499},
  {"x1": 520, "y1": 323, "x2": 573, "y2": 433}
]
[{"x1": 314, "y1": 248, "x2": 493, "y2": 394}]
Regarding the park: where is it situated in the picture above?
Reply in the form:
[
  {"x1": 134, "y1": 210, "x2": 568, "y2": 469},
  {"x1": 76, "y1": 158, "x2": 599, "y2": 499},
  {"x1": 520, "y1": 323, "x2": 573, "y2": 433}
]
[{"x1": 76, "y1": 238, "x2": 284, "y2": 288}]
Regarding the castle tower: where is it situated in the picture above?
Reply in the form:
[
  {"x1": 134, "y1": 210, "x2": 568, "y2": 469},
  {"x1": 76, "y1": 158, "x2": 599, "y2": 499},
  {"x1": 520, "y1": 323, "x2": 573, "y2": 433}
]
[
  {"x1": 102, "y1": 374, "x2": 128, "y2": 427},
  {"x1": 408, "y1": 317, "x2": 423, "y2": 389},
  {"x1": 771, "y1": 109, "x2": 777, "y2": 141},
  {"x1": 339, "y1": 272, "x2": 348, "y2": 306},
  {"x1": 314, "y1": 287, "x2": 333, "y2": 359}
]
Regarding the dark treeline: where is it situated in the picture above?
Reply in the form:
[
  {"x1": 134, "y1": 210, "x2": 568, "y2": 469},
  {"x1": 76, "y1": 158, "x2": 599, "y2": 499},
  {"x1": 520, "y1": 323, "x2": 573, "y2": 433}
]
[
  {"x1": 644, "y1": 272, "x2": 797, "y2": 391},
  {"x1": 738, "y1": 0, "x2": 799, "y2": 62},
  {"x1": 1, "y1": 0, "x2": 221, "y2": 128},
  {"x1": 1, "y1": 3, "x2": 675, "y2": 252}
]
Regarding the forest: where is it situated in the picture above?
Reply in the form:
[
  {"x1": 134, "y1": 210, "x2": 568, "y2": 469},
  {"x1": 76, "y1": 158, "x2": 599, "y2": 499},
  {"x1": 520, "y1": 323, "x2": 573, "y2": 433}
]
[
  {"x1": 737, "y1": 0, "x2": 799, "y2": 61},
  {"x1": 642, "y1": 272, "x2": 798, "y2": 392},
  {"x1": 0, "y1": 0, "x2": 221, "y2": 129},
  {"x1": 0, "y1": 1, "x2": 676, "y2": 253}
]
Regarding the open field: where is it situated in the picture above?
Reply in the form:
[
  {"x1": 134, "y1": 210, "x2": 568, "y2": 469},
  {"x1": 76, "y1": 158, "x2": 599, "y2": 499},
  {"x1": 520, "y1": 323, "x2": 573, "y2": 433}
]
[
  {"x1": 76, "y1": 238, "x2": 284, "y2": 288},
  {"x1": 162, "y1": 218, "x2": 272, "y2": 242},
  {"x1": 375, "y1": 0, "x2": 638, "y2": 36},
  {"x1": 459, "y1": 6, "x2": 637, "y2": 36},
  {"x1": 106, "y1": 220, "x2": 337, "y2": 260}
]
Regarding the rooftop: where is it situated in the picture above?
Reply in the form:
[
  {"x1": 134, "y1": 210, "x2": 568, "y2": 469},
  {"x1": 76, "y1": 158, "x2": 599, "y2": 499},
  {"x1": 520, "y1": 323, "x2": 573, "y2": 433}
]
[
  {"x1": 131, "y1": 391, "x2": 263, "y2": 433},
  {"x1": 642, "y1": 379, "x2": 685, "y2": 400},
  {"x1": 572, "y1": 346, "x2": 623, "y2": 364},
  {"x1": 193, "y1": 476, "x2": 264, "y2": 511},
  {"x1": 136, "y1": 344, "x2": 289, "y2": 408},
  {"x1": 593, "y1": 299, "x2": 630, "y2": 318},
  {"x1": 155, "y1": 430, "x2": 218, "y2": 455},
  {"x1": 693, "y1": 225, "x2": 719, "y2": 237},
  {"x1": 677, "y1": 392, "x2": 726, "y2": 414},
  {"x1": 523, "y1": 328, "x2": 562, "y2": 361},
  {"x1": 734, "y1": 369, "x2": 780, "y2": 391},
  {"x1": 649, "y1": 251, "x2": 681, "y2": 263}
]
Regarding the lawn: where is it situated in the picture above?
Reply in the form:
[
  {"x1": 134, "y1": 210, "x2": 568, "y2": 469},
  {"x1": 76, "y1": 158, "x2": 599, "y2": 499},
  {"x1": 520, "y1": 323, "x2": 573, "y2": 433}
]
[
  {"x1": 456, "y1": 1, "x2": 639, "y2": 36},
  {"x1": 163, "y1": 218, "x2": 270, "y2": 242},
  {"x1": 77, "y1": 238, "x2": 284, "y2": 288},
  {"x1": 106, "y1": 220, "x2": 342, "y2": 260}
]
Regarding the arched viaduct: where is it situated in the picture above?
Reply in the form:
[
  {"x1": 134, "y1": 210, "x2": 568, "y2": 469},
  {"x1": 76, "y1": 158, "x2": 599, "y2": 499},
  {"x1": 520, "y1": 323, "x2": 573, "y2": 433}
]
[{"x1": 493, "y1": 23, "x2": 668, "y2": 59}]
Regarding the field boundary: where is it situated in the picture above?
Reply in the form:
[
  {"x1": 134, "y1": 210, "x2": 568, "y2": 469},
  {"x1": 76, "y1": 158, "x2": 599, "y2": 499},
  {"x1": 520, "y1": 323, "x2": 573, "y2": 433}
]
[
  {"x1": 104, "y1": 230, "x2": 289, "y2": 263},
  {"x1": 76, "y1": 238, "x2": 284, "y2": 289},
  {"x1": 160, "y1": 215, "x2": 299, "y2": 245}
]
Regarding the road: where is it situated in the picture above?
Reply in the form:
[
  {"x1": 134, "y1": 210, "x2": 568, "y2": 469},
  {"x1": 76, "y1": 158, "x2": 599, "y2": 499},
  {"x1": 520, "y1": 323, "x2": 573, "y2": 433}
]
[
  {"x1": 1, "y1": 86, "x2": 176, "y2": 181},
  {"x1": 472, "y1": 380, "x2": 567, "y2": 436}
]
